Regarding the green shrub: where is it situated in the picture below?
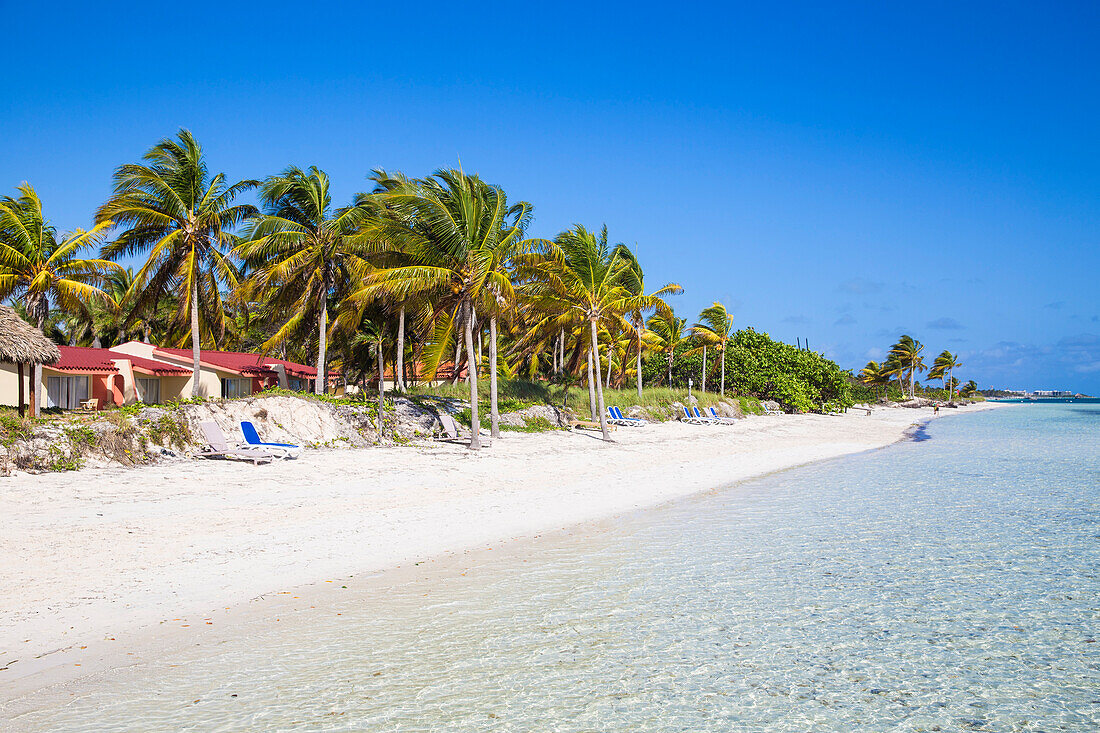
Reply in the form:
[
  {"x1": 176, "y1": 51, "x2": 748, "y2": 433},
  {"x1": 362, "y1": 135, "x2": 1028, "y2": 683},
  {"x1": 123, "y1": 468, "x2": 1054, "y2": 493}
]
[{"x1": 146, "y1": 413, "x2": 192, "y2": 449}]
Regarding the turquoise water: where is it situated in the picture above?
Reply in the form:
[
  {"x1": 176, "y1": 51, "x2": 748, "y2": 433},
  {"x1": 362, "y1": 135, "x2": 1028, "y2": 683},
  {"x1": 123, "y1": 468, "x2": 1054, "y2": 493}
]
[{"x1": 11, "y1": 405, "x2": 1100, "y2": 731}]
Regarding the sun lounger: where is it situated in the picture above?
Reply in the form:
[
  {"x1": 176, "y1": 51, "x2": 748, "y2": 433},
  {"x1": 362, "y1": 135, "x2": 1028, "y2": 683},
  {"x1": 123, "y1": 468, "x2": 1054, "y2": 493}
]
[
  {"x1": 761, "y1": 403, "x2": 784, "y2": 416},
  {"x1": 692, "y1": 406, "x2": 721, "y2": 424},
  {"x1": 240, "y1": 420, "x2": 301, "y2": 459},
  {"x1": 437, "y1": 413, "x2": 492, "y2": 446},
  {"x1": 706, "y1": 406, "x2": 738, "y2": 425},
  {"x1": 569, "y1": 418, "x2": 615, "y2": 432},
  {"x1": 197, "y1": 421, "x2": 278, "y2": 464},
  {"x1": 607, "y1": 406, "x2": 646, "y2": 426},
  {"x1": 680, "y1": 406, "x2": 712, "y2": 425}
]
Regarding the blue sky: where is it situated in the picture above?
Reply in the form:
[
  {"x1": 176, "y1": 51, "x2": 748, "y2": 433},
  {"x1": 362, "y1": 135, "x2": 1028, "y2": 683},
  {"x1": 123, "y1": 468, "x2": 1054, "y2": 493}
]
[{"x1": 3, "y1": 2, "x2": 1098, "y2": 392}]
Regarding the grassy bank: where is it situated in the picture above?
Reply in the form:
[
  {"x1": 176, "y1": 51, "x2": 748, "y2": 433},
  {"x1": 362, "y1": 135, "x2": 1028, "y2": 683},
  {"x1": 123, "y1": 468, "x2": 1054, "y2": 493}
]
[{"x1": 407, "y1": 379, "x2": 764, "y2": 421}]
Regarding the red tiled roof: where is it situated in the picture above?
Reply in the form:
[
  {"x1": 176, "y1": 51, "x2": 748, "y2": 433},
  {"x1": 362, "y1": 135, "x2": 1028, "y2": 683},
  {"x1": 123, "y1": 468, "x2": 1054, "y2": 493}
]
[
  {"x1": 51, "y1": 346, "x2": 120, "y2": 373},
  {"x1": 154, "y1": 348, "x2": 337, "y2": 379},
  {"x1": 108, "y1": 351, "x2": 192, "y2": 376}
]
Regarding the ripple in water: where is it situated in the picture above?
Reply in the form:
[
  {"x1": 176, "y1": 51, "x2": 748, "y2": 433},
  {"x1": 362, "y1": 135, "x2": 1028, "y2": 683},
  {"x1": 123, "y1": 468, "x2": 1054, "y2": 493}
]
[{"x1": 12, "y1": 405, "x2": 1100, "y2": 731}]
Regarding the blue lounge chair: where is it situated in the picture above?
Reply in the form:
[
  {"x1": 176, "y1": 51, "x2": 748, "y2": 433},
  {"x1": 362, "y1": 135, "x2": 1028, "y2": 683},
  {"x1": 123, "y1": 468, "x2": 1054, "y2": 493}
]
[
  {"x1": 680, "y1": 406, "x2": 711, "y2": 425},
  {"x1": 692, "y1": 406, "x2": 720, "y2": 425},
  {"x1": 707, "y1": 406, "x2": 738, "y2": 425},
  {"x1": 608, "y1": 406, "x2": 646, "y2": 426},
  {"x1": 240, "y1": 420, "x2": 301, "y2": 459}
]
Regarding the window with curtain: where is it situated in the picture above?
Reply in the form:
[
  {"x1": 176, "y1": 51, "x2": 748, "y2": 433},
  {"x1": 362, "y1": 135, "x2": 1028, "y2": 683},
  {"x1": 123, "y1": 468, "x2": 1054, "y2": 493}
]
[
  {"x1": 221, "y1": 378, "x2": 250, "y2": 399},
  {"x1": 46, "y1": 375, "x2": 90, "y2": 409},
  {"x1": 137, "y1": 377, "x2": 160, "y2": 404}
]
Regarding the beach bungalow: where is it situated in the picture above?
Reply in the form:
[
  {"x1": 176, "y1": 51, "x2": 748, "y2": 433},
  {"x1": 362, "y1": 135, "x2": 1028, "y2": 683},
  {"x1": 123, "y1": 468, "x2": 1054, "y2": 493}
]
[
  {"x1": 0, "y1": 337, "x2": 340, "y2": 410},
  {"x1": 111, "y1": 342, "x2": 340, "y2": 401}
]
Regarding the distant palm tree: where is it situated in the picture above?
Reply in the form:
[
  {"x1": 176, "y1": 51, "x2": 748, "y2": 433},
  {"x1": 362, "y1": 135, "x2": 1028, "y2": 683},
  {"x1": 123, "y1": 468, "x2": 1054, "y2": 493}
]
[
  {"x1": 614, "y1": 246, "x2": 682, "y2": 399},
  {"x1": 888, "y1": 334, "x2": 925, "y2": 398},
  {"x1": 98, "y1": 129, "x2": 258, "y2": 395},
  {"x1": 859, "y1": 360, "x2": 891, "y2": 401},
  {"x1": 0, "y1": 183, "x2": 119, "y2": 414},
  {"x1": 646, "y1": 310, "x2": 686, "y2": 387},
  {"x1": 691, "y1": 302, "x2": 735, "y2": 396},
  {"x1": 929, "y1": 349, "x2": 962, "y2": 402},
  {"x1": 236, "y1": 166, "x2": 373, "y2": 394},
  {"x1": 958, "y1": 379, "x2": 978, "y2": 398}
]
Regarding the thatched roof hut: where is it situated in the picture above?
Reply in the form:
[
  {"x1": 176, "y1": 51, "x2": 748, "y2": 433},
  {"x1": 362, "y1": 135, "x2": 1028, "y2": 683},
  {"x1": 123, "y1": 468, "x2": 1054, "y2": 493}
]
[{"x1": 0, "y1": 305, "x2": 60, "y2": 365}]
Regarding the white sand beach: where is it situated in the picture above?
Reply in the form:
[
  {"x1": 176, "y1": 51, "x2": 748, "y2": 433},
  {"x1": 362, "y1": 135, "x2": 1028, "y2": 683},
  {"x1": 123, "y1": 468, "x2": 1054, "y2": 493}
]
[{"x1": 0, "y1": 404, "x2": 997, "y2": 702}]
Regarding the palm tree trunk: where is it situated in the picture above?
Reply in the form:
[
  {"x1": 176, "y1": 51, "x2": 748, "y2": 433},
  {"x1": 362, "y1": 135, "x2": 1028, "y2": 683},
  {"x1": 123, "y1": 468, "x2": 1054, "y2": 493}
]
[
  {"x1": 465, "y1": 302, "x2": 481, "y2": 450},
  {"x1": 719, "y1": 343, "x2": 726, "y2": 396},
  {"x1": 559, "y1": 328, "x2": 565, "y2": 374},
  {"x1": 636, "y1": 323, "x2": 643, "y2": 400},
  {"x1": 591, "y1": 320, "x2": 611, "y2": 441},
  {"x1": 587, "y1": 349, "x2": 597, "y2": 420},
  {"x1": 315, "y1": 294, "x2": 328, "y2": 395},
  {"x1": 395, "y1": 306, "x2": 406, "y2": 392},
  {"x1": 606, "y1": 342, "x2": 613, "y2": 390},
  {"x1": 33, "y1": 312, "x2": 47, "y2": 417},
  {"x1": 489, "y1": 316, "x2": 500, "y2": 439},
  {"x1": 477, "y1": 326, "x2": 483, "y2": 375},
  {"x1": 702, "y1": 345, "x2": 707, "y2": 393},
  {"x1": 451, "y1": 335, "x2": 463, "y2": 386},
  {"x1": 190, "y1": 277, "x2": 201, "y2": 397},
  {"x1": 376, "y1": 337, "x2": 384, "y2": 440}
]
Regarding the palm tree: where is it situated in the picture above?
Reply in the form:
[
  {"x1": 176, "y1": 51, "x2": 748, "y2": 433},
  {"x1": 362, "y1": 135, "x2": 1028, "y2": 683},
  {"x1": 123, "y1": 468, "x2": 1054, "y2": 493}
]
[
  {"x1": 0, "y1": 184, "x2": 119, "y2": 414},
  {"x1": 859, "y1": 360, "x2": 891, "y2": 402},
  {"x1": 235, "y1": 166, "x2": 373, "y2": 394},
  {"x1": 349, "y1": 169, "x2": 537, "y2": 449},
  {"x1": 646, "y1": 310, "x2": 686, "y2": 387},
  {"x1": 518, "y1": 225, "x2": 661, "y2": 441},
  {"x1": 614, "y1": 246, "x2": 682, "y2": 399},
  {"x1": 929, "y1": 349, "x2": 962, "y2": 402},
  {"x1": 691, "y1": 302, "x2": 735, "y2": 396},
  {"x1": 958, "y1": 379, "x2": 978, "y2": 398},
  {"x1": 98, "y1": 129, "x2": 258, "y2": 395},
  {"x1": 888, "y1": 335, "x2": 925, "y2": 398}
]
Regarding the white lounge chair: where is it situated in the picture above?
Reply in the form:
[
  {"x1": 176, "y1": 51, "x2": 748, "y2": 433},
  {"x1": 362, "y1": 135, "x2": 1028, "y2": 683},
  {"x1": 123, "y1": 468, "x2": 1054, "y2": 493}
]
[
  {"x1": 707, "y1": 406, "x2": 738, "y2": 425},
  {"x1": 761, "y1": 403, "x2": 784, "y2": 416},
  {"x1": 680, "y1": 406, "x2": 712, "y2": 425},
  {"x1": 607, "y1": 406, "x2": 646, "y2": 426},
  {"x1": 437, "y1": 413, "x2": 491, "y2": 446},
  {"x1": 197, "y1": 422, "x2": 278, "y2": 464}
]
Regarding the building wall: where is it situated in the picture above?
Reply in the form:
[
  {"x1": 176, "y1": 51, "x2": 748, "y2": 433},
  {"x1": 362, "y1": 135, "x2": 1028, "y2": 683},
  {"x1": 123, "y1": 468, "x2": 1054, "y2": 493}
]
[{"x1": 0, "y1": 362, "x2": 32, "y2": 409}]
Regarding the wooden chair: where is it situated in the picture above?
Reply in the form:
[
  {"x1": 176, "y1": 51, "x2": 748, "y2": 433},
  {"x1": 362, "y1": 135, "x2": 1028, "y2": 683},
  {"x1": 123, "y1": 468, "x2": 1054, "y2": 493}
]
[{"x1": 80, "y1": 398, "x2": 99, "y2": 411}]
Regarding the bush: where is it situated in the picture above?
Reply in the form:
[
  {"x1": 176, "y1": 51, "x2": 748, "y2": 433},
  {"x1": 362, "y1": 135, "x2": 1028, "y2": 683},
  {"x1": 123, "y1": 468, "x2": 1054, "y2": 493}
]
[{"x1": 642, "y1": 329, "x2": 853, "y2": 412}]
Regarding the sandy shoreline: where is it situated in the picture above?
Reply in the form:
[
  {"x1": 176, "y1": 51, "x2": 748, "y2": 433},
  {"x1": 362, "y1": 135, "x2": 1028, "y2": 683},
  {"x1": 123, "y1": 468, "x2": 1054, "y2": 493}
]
[{"x1": 1, "y1": 403, "x2": 999, "y2": 704}]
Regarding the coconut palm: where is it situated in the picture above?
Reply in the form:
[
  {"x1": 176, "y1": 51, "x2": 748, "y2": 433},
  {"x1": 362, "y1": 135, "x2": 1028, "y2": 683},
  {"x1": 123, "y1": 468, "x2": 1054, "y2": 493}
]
[
  {"x1": 0, "y1": 183, "x2": 119, "y2": 414},
  {"x1": 859, "y1": 360, "x2": 891, "y2": 401},
  {"x1": 646, "y1": 310, "x2": 686, "y2": 387},
  {"x1": 614, "y1": 245, "x2": 682, "y2": 398},
  {"x1": 98, "y1": 129, "x2": 258, "y2": 395},
  {"x1": 888, "y1": 334, "x2": 925, "y2": 398},
  {"x1": 348, "y1": 169, "x2": 537, "y2": 448},
  {"x1": 958, "y1": 379, "x2": 978, "y2": 398},
  {"x1": 690, "y1": 302, "x2": 735, "y2": 396},
  {"x1": 928, "y1": 349, "x2": 962, "y2": 402},
  {"x1": 518, "y1": 225, "x2": 662, "y2": 441},
  {"x1": 235, "y1": 166, "x2": 374, "y2": 394}
]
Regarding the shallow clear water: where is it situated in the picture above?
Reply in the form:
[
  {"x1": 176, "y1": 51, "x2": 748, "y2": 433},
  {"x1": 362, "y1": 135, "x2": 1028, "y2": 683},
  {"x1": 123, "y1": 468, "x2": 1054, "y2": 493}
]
[{"x1": 13, "y1": 405, "x2": 1100, "y2": 731}]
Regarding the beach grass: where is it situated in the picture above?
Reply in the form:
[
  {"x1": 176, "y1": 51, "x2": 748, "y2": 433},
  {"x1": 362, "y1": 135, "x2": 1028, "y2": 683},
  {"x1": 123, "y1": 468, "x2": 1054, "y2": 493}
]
[{"x1": 407, "y1": 378, "x2": 763, "y2": 421}]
